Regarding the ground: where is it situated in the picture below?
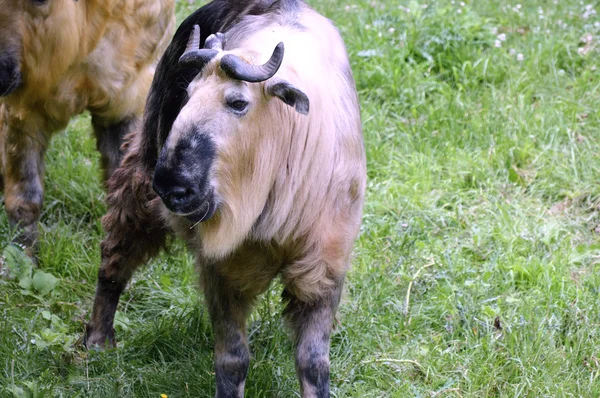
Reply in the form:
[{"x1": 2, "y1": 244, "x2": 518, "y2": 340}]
[{"x1": 1, "y1": 0, "x2": 600, "y2": 397}]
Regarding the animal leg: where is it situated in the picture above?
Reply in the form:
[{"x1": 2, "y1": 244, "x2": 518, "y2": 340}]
[
  {"x1": 85, "y1": 149, "x2": 168, "y2": 348},
  {"x1": 283, "y1": 277, "x2": 345, "y2": 398},
  {"x1": 91, "y1": 115, "x2": 138, "y2": 183},
  {"x1": 2, "y1": 129, "x2": 48, "y2": 255},
  {"x1": 202, "y1": 264, "x2": 255, "y2": 398}
]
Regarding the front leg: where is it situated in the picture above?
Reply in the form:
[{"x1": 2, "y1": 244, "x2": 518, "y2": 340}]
[
  {"x1": 2, "y1": 127, "x2": 49, "y2": 255},
  {"x1": 91, "y1": 114, "x2": 138, "y2": 183},
  {"x1": 283, "y1": 277, "x2": 345, "y2": 398},
  {"x1": 201, "y1": 263, "x2": 257, "y2": 398}
]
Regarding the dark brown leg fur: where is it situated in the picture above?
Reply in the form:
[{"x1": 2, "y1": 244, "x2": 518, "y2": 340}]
[
  {"x1": 84, "y1": 139, "x2": 168, "y2": 348},
  {"x1": 92, "y1": 115, "x2": 138, "y2": 184},
  {"x1": 283, "y1": 276, "x2": 345, "y2": 398},
  {"x1": 2, "y1": 127, "x2": 49, "y2": 256}
]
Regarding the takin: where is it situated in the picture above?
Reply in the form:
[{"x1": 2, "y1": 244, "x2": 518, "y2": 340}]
[
  {"x1": 0, "y1": 0, "x2": 175, "y2": 253},
  {"x1": 84, "y1": 1, "x2": 366, "y2": 396}
]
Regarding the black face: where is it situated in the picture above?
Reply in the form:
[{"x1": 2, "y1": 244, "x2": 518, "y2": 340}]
[
  {"x1": 152, "y1": 129, "x2": 218, "y2": 223},
  {"x1": 0, "y1": 50, "x2": 21, "y2": 97}
]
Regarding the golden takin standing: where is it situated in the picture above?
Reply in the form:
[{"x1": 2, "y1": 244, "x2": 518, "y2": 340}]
[
  {"x1": 0, "y1": 0, "x2": 175, "y2": 253},
  {"x1": 85, "y1": 1, "x2": 366, "y2": 396}
]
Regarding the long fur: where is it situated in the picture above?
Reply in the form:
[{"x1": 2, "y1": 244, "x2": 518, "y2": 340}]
[
  {"x1": 0, "y1": 0, "x2": 175, "y2": 249},
  {"x1": 160, "y1": 0, "x2": 366, "y2": 301},
  {"x1": 87, "y1": 2, "x2": 365, "y2": 395},
  {"x1": 1, "y1": 0, "x2": 175, "y2": 132}
]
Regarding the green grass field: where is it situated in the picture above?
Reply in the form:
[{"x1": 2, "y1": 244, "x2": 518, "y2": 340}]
[{"x1": 2, "y1": 0, "x2": 600, "y2": 396}]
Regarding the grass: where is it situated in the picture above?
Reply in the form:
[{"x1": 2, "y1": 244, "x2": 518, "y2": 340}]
[{"x1": 2, "y1": 0, "x2": 600, "y2": 396}]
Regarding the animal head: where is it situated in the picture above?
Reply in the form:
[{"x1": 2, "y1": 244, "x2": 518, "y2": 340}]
[
  {"x1": 0, "y1": 0, "x2": 112, "y2": 97},
  {"x1": 152, "y1": 25, "x2": 309, "y2": 224}
]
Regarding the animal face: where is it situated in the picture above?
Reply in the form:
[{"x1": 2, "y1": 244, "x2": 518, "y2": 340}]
[
  {"x1": 0, "y1": 0, "x2": 24, "y2": 96},
  {"x1": 152, "y1": 75, "x2": 254, "y2": 223},
  {"x1": 0, "y1": 0, "x2": 104, "y2": 97},
  {"x1": 152, "y1": 26, "x2": 309, "y2": 224}
]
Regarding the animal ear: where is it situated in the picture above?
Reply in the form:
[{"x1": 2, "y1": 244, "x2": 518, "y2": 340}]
[{"x1": 266, "y1": 80, "x2": 309, "y2": 115}]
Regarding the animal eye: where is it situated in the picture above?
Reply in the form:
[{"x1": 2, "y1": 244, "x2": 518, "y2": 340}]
[
  {"x1": 227, "y1": 99, "x2": 249, "y2": 113},
  {"x1": 31, "y1": 0, "x2": 48, "y2": 5}
]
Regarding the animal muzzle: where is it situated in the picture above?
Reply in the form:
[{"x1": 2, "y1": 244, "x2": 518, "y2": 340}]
[
  {"x1": 0, "y1": 54, "x2": 21, "y2": 96},
  {"x1": 152, "y1": 164, "x2": 217, "y2": 224}
]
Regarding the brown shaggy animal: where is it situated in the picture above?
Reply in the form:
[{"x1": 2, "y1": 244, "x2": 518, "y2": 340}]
[
  {"x1": 0, "y1": 0, "x2": 175, "y2": 252},
  {"x1": 85, "y1": 1, "x2": 366, "y2": 396}
]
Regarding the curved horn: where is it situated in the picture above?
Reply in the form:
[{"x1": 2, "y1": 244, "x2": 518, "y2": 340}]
[
  {"x1": 220, "y1": 42, "x2": 284, "y2": 83},
  {"x1": 179, "y1": 25, "x2": 218, "y2": 70}
]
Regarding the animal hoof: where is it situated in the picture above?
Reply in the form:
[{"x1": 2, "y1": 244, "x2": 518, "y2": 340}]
[{"x1": 83, "y1": 324, "x2": 116, "y2": 350}]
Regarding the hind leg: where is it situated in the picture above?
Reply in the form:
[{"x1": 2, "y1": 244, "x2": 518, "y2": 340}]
[
  {"x1": 85, "y1": 140, "x2": 168, "y2": 347},
  {"x1": 2, "y1": 127, "x2": 49, "y2": 255},
  {"x1": 91, "y1": 114, "x2": 139, "y2": 184}
]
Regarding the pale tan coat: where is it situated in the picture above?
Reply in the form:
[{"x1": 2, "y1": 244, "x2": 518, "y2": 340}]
[{"x1": 162, "y1": 5, "x2": 366, "y2": 301}]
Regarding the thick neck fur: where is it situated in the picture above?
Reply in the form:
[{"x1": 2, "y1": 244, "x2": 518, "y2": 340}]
[{"x1": 190, "y1": 3, "x2": 365, "y2": 263}]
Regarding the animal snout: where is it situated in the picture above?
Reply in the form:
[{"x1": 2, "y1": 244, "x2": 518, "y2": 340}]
[
  {"x1": 154, "y1": 133, "x2": 217, "y2": 221},
  {"x1": 152, "y1": 169, "x2": 201, "y2": 213},
  {"x1": 162, "y1": 185, "x2": 199, "y2": 209},
  {"x1": 0, "y1": 55, "x2": 21, "y2": 96},
  {"x1": 166, "y1": 186, "x2": 196, "y2": 204}
]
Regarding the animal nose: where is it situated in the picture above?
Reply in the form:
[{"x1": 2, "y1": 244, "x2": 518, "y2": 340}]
[
  {"x1": 164, "y1": 186, "x2": 197, "y2": 207},
  {"x1": 0, "y1": 55, "x2": 21, "y2": 96},
  {"x1": 152, "y1": 170, "x2": 200, "y2": 212}
]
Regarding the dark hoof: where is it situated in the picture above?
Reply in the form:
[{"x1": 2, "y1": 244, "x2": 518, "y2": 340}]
[
  {"x1": 9, "y1": 229, "x2": 39, "y2": 264},
  {"x1": 83, "y1": 323, "x2": 116, "y2": 349}
]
